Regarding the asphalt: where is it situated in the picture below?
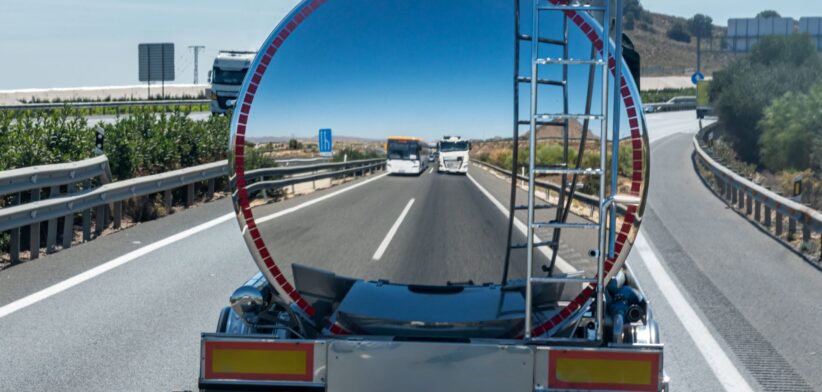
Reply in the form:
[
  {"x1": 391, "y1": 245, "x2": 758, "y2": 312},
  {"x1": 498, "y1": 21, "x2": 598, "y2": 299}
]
[{"x1": 0, "y1": 111, "x2": 819, "y2": 391}]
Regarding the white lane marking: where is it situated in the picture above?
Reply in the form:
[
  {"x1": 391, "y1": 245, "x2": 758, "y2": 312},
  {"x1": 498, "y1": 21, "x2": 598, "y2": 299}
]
[
  {"x1": 466, "y1": 173, "x2": 576, "y2": 274},
  {"x1": 634, "y1": 233, "x2": 754, "y2": 392},
  {"x1": 0, "y1": 213, "x2": 233, "y2": 319},
  {"x1": 257, "y1": 173, "x2": 388, "y2": 224},
  {"x1": 372, "y1": 198, "x2": 416, "y2": 260},
  {"x1": 0, "y1": 173, "x2": 389, "y2": 320},
  {"x1": 428, "y1": 167, "x2": 433, "y2": 174}
]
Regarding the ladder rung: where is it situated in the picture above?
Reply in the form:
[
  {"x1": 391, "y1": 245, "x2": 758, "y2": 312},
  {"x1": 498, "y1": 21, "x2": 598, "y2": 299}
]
[
  {"x1": 533, "y1": 167, "x2": 602, "y2": 176},
  {"x1": 538, "y1": 5, "x2": 607, "y2": 12},
  {"x1": 533, "y1": 221, "x2": 599, "y2": 230},
  {"x1": 518, "y1": 119, "x2": 564, "y2": 127},
  {"x1": 516, "y1": 76, "x2": 564, "y2": 87},
  {"x1": 536, "y1": 58, "x2": 605, "y2": 65},
  {"x1": 511, "y1": 240, "x2": 556, "y2": 249},
  {"x1": 514, "y1": 204, "x2": 553, "y2": 210},
  {"x1": 536, "y1": 113, "x2": 603, "y2": 121},
  {"x1": 517, "y1": 34, "x2": 565, "y2": 46},
  {"x1": 614, "y1": 194, "x2": 642, "y2": 206},
  {"x1": 530, "y1": 276, "x2": 597, "y2": 284}
]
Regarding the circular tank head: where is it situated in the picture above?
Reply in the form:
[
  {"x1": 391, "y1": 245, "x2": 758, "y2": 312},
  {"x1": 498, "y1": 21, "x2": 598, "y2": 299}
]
[{"x1": 228, "y1": 0, "x2": 649, "y2": 335}]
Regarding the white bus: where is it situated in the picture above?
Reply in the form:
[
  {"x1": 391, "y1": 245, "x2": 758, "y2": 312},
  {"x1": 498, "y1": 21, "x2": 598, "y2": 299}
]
[
  {"x1": 437, "y1": 136, "x2": 470, "y2": 174},
  {"x1": 386, "y1": 136, "x2": 429, "y2": 175}
]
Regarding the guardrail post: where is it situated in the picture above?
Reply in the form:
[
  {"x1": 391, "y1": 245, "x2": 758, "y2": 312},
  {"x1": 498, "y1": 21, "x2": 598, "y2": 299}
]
[
  {"x1": 775, "y1": 212, "x2": 783, "y2": 237},
  {"x1": 207, "y1": 179, "x2": 215, "y2": 199},
  {"x1": 745, "y1": 194, "x2": 752, "y2": 216},
  {"x1": 764, "y1": 205, "x2": 772, "y2": 227},
  {"x1": 82, "y1": 180, "x2": 92, "y2": 242},
  {"x1": 754, "y1": 199, "x2": 761, "y2": 222},
  {"x1": 9, "y1": 193, "x2": 21, "y2": 264},
  {"x1": 113, "y1": 201, "x2": 122, "y2": 229},
  {"x1": 46, "y1": 186, "x2": 59, "y2": 253},
  {"x1": 788, "y1": 217, "x2": 797, "y2": 239},
  {"x1": 62, "y1": 183, "x2": 76, "y2": 250},
  {"x1": 164, "y1": 189, "x2": 173, "y2": 211},
  {"x1": 737, "y1": 188, "x2": 744, "y2": 210},
  {"x1": 726, "y1": 183, "x2": 733, "y2": 202},
  {"x1": 186, "y1": 183, "x2": 196, "y2": 207},
  {"x1": 94, "y1": 205, "x2": 106, "y2": 237},
  {"x1": 801, "y1": 222, "x2": 811, "y2": 243},
  {"x1": 29, "y1": 188, "x2": 41, "y2": 259}
]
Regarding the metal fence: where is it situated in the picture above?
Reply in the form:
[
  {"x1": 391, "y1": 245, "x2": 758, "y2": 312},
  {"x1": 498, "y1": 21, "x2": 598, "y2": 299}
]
[
  {"x1": 1, "y1": 156, "x2": 385, "y2": 264},
  {"x1": 693, "y1": 123, "x2": 822, "y2": 264},
  {"x1": 0, "y1": 99, "x2": 210, "y2": 112}
]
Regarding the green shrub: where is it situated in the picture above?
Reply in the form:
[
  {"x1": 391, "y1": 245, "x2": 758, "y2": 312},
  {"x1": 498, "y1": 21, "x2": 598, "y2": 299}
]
[
  {"x1": 758, "y1": 82, "x2": 822, "y2": 171},
  {"x1": 711, "y1": 34, "x2": 822, "y2": 164}
]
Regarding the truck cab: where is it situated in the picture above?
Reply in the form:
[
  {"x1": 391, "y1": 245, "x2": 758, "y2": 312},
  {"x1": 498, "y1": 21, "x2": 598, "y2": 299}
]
[
  {"x1": 438, "y1": 136, "x2": 470, "y2": 174},
  {"x1": 208, "y1": 51, "x2": 256, "y2": 114}
]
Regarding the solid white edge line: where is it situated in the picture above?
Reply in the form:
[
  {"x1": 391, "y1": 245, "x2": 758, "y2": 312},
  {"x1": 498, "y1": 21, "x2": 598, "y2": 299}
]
[
  {"x1": 0, "y1": 172, "x2": 390, "y2": 320},
  {"x1": 634, "y1": 233, "x2": 754, "y2": 392},
  {"x1": 0, "y1": 213, "x2": 234, "y2": 319},
  {"x1": 466, "y1": 173, "x2": 576, "y2": 274},
  {"x1": 372, "y1": 198, "x2": 415, "y2": 260}
]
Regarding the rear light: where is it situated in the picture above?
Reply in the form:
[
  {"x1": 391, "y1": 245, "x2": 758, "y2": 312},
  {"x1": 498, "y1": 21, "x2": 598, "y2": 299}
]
[{"x1": 547, "y1": 349, "x2": 661, "y2": 391}]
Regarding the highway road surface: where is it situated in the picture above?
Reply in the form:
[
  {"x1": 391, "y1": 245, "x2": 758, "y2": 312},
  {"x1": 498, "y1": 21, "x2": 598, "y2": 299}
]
[{"x1": 0, "y1": 111, "x2": 820, "y2": 391}]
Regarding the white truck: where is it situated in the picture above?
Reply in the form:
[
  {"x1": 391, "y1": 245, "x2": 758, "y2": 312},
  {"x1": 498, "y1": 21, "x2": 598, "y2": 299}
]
[
  {"x1": 437, "y1": 135, "x2": 470, "y2": 174},
  {"x1": 208, "y1": 51, "x2": 256, "y2": 114}
]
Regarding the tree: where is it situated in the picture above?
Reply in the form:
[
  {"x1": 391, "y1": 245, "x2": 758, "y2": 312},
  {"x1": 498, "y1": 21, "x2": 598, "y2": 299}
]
[
  {"x1": 756, "y1": 10, "x2": 781, "y2": 18},
  {"x1": 710, "y1": 34, "x2": 822, "y2": 164},
  {"x1": 667, "y1": 21, "x2": 691, "y2": 43},
  {"x1": 288, "y1": 138, "x2": 303, "y2": 150},
  {"x1": 688, "y1": 14, "x2": 713, "y2": 39}
]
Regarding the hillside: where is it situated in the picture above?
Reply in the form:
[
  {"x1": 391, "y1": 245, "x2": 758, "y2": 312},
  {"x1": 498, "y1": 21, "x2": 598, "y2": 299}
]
[{"x1": 628, "y1": 11, "x2": 735, "y2": 77}]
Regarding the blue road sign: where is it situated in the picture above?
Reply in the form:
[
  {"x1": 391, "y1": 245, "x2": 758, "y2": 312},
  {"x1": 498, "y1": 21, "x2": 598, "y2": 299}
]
[
  {"x1": 319, "y1": 128, "x2": 333, "y2": 155},
  {"x1": 691, "y1": 71, "x2": 705, "y2": 85}
]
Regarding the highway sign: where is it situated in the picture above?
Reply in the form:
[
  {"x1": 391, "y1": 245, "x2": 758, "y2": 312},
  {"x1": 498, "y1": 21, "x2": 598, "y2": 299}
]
[
  {"x1": 138, "y1": 43, "x2": 175, "y2": 82},
  {"x1": 319, "y1": 128, "x2": 333, "y2": 156},
  {"x1": 691, "y1": 71, "x2": 705, "y2": 85}
]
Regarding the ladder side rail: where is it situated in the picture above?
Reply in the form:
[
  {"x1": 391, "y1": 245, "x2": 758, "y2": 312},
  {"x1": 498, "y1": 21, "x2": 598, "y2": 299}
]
[
  {"x1": 524, "y1": 0, "x2": 542, "y2": 339},
  {"x1": 595, "y1": 0, "x2": 612, "y2": 343},
  {"x1": 547, "y1": 14, "x2": 572, "y2": 277},
  {"x1": 608, "y1": 0, "x2": 624, "y2": 259},
  {"x1": 502, "y1": 0, "x2": 524, "y2": 284}
]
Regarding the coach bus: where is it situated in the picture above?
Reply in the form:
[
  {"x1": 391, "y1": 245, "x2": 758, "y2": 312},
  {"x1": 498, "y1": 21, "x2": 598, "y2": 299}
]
[{"x1": 386, "y1": 136, "x2": 429, "y2": 175}]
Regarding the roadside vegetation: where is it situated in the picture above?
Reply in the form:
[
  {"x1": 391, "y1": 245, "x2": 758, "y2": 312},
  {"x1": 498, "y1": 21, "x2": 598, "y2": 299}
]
[
  {"x1": 640, "y1": 87, "x2": 695, "y2": 104},
  {"x1": 708, "y1": 34, "x2": 822, "y2": 209}
]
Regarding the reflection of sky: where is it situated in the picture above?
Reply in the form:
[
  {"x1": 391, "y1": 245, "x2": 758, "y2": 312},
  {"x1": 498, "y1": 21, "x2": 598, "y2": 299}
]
[{"x1": 245, "y1": 0, "x2": 639, "y2": 142}]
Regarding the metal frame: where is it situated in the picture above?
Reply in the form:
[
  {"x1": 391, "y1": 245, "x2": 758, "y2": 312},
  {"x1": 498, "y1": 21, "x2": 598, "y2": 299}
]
[{"x1": 508, "y1": 0, "x2": 624, "y2": 340}]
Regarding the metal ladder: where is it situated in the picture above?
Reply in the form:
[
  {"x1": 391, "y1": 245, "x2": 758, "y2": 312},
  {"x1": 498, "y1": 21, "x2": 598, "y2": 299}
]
[{"x1": 501, "y1": 0, "x2": 625, "y2": 340}]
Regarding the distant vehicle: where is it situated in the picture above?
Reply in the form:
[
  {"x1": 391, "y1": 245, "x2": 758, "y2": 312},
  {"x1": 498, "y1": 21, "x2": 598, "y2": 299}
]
[
  {"x1": 428, "y1": 152, "x2": 436, "y2": 162},
  {"x1": 438, "y1": 136, "x2": 469, "y2": 174},
  {"x1": 643, "y1": 96, "x2": 696, "y2": 114},
  {"x1": 386, "y1": 136, "x2": 429, "y2": 175},
  {"x1": 208, "y1": 51, "x2": 256, "y2": 114}
]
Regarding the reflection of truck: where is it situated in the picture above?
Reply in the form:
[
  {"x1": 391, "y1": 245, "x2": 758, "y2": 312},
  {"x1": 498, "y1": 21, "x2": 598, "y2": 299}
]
[
  {"x1": 208, "y1": 51, "x2": 256, "y2": 114},
  {"x1": 437, "y1": 136, "x2": 469, "y2": 174}
]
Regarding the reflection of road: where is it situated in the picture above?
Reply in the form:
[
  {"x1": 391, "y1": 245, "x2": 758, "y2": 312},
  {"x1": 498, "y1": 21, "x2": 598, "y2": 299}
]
[
  {"x1": 85, "y1": 111, "x2": 211, "y2": 126},
  {"x1": 1, "y1": 111, "x2": 818, "y2": 391}
]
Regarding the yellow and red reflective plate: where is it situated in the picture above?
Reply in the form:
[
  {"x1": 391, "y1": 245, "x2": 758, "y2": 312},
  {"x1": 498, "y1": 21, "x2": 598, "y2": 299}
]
[
  {"x1": 204, "y1": 341, "x2": 314, "y2": 382},
  {"x1": 549, "y1": 349, "x2": 660, "y2": 391}
]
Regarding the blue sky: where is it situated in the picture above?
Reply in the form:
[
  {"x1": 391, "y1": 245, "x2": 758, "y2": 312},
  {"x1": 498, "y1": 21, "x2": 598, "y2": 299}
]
[{"x1": 244, "y1": 0, "x2": 637, "y2": 140}]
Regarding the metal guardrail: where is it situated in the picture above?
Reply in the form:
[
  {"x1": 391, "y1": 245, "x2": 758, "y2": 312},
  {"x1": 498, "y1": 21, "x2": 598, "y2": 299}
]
[
  {"x1": 1, "y1": 156, "x2": 385, "y2": 264},
  {"x1": 642, "y1": 101, "x2": 696, "y2": 113},
  {"x1": 693, "y1": 123, "x2": 822, "y2": 262},
  {"x1": 245, "y1": 159, "x2": 385, "y2": 194},
  {"x1": 0, "y1": 99, "x2": 210, "y2": 111},
  {"x1": 471, "y1": 159, "x2": 627, "y2": 216}
]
